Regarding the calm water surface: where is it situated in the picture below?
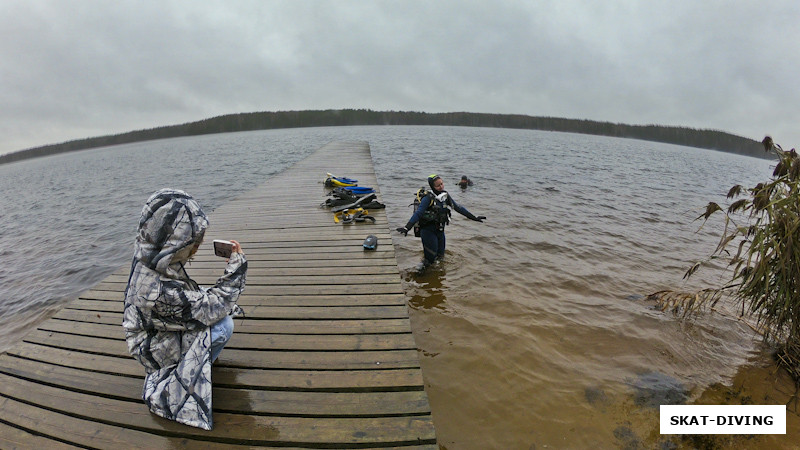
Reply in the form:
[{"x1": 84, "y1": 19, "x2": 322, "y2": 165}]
[{"x1": 0, "y1": 126, "x2": 795, "y2": 448}]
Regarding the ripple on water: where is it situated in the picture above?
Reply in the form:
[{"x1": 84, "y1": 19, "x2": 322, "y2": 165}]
[{"x1": 0, "y1": 126, "x2": 784, "y2": 447}]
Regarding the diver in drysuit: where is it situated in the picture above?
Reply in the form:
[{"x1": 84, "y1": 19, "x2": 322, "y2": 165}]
[
  {"x1": 456, "y1": 175, "x2": 474, "y2": 188},
  {"x1": 396, "y1": 174, "x2": 486, "y2": 267}
]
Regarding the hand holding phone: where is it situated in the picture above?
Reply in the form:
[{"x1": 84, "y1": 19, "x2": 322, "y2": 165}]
[
  {"x1": 213, "y1": 239, "x2": 243, "y2": 258},
  {"x1": 213, "y1": 240, "x2": 234, "y2": 258}
]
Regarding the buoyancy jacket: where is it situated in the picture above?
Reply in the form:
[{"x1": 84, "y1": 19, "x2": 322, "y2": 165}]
[
  {"x1": 123, "y1": 189, "x2": 247, "y2": 430},
  {"x1": 405, "y1": 191, "x2": 479, "y2": 231}
]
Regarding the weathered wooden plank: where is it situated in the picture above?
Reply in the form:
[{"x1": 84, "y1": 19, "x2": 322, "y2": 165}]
[
  {"x1": 0, "y1": 357, "x2": 430, "y2": 417},
  {"x1": 109, "y1": 261, "x2": 402, "y2": 277},
  {"x1": 92, "y1": 254, "x2": 397, "y2": 268},
  {"x1": 4, "y1": 343, "x2": 143, "y2": 377},
  {"x1": 86, "y1": 283, "x2": 405, "y2": 296},
  {"x1": 26, "y1": 326, "x2": 417, "y2": 351},
  {"x1": 206, "y1": 232, "x2": 394, "y2": 244},
  {"x1": 105, "y1": 265, "x2": 402, "y2": 280},
  {"x1": 236, "y1": 304, "x2": 411, "y2": 319},
  {"x1": 0, "y1": 396, "x2": 256, "y2": 449},
  {"x1": 203, "y1": 229, "x2": 392, "y2": 240},
  {"x1": 205, "y1": 219, "x2": 390, "y2": 229},
  {"x1": 22, "y1": 331, "x2": 421, "y2": 370},
  {"x1": 24, "y1": 331, "x2": 419, "y2": 370},
  {"x1": 229, "y1": 348, "x2": 422, "y2": 371},
  {"x1": 35, "y1": 320, "x2": 124, "y2": 339},
  {"x1": 202, "y1": 244, "x2": 394, "y2": 255},
  {"x1": 68, "y1": 299, "x2": 410, "y2": 319},
  {"x1": 52, "y1": 310, "x2": 414, "y2": 334},
  {"x1": 0, "y1": 350, "x2": 426, "y2": 392},
  {"x1": 23, "y1": 331, "x2": 128, "y2": 357},
  {"x1": 186, "y1": 257, "x2": 400, "y2": 268},
  {"x1": 210, "y1": 234, "x2": 394, "y2": 244},
  {"x1": 0, "y1": 420, "x2": 81, "y2": 450},
  {"x1": 0, "y1": 374, "x2": 437, "y2": 446},
  {"x1": 211, "y1": 367, "x2": 427, "y2": 392},
  {"x1": 212, "y1": 388, "x2": 432, "y2": 417},
  {"x1": 233, "y1": 317, "x2": 416, "y2": 334},
  {"x1": 52, "y1": 308, "x2": 127, "y2": 325},
  {"x1": 106, "y1": 263, "x2": 400, "y2": 281},
  {"x1": 79, "y1": 290, "x2": 408, "y2": 306},
  {"x1": 201, "y1": 237, "x2": 389, "y2": 248},
  {"x1": 102, "y1": 272, "x2": 402, "y2": 286},
  {"x1": 233, "y1": 332, "x2": 420, "y2": 354}
]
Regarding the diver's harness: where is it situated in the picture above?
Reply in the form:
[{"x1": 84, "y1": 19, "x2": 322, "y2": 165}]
[{"x1": 410, "y1": 188, "x2": 452, "y2": 236}]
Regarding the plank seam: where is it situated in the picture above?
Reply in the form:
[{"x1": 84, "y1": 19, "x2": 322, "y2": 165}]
[
  {"x1": 0, "y1": 417, "x2": 92, "y2": 450},
  {"x1": 0, "y1": 391, "x2": 437, "y2": 448},
  {"x1": 0, "y1": 367, "x2": 430, "y2": 419}
]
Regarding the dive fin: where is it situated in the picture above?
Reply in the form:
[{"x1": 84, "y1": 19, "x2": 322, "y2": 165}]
[
  {"x1": 330, "y1": 193, "x2": 377, "y2": 213},
  {"x1": 326, "y1": 173, "x2": 358, "y2": 184},
  {"x1": 343, "y1": 186, "x2": 375, "y2": 194}
]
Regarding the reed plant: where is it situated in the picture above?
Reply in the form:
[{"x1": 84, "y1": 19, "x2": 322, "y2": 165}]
[{"x1": 653, "y1": 137, "x2": 800, "y2": 381}]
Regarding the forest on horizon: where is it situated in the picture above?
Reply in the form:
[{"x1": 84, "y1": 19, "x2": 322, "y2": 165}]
[{"x1": 0, "y1": 109, "x2": 767, "y2": 165}]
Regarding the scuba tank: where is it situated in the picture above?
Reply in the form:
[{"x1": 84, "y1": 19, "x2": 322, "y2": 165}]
[
  {"x1": 409, "y1": 187, "x2": 450, "y2": 236},
  {"x1": 410, "y1": 187, "x2": 430, "y2": 237}
]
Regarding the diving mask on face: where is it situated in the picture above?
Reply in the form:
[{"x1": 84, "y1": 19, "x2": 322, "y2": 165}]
[{"x1": 435, "y1": 192, "x2": 448, "y2": 202}]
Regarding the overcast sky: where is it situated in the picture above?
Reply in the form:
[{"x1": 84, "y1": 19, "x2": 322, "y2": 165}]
[{"x1": 2, "y1": 1, "x2": 798, "y2": 155}]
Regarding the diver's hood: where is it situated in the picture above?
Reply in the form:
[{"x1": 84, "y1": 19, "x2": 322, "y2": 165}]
[{"x1": 133, "y1": 188, "x2": 208, "y2": 277}]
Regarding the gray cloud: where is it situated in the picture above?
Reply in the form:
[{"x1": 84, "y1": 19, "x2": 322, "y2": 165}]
[{"x1": 1, "y1": 0, "x2": 798, "y2": 154}]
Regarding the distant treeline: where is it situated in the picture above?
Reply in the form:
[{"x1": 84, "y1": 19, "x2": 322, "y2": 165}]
[{"x1": 0, "y1": 109, "x2": 767, "y2": 165}]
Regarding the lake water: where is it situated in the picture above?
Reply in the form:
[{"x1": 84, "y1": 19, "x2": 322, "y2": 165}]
[{"x1": 0, "y1": 126, "x2": 795, "y2": 448}]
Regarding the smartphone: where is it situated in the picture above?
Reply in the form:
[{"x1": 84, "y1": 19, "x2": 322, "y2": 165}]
[{"x1": 213, "y1": 240, "x2": 234, "y2": 258}]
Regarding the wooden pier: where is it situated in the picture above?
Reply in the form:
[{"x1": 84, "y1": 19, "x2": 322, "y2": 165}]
[{"x1": 0, "y1": 141, "x2": 437, "y2": 448}]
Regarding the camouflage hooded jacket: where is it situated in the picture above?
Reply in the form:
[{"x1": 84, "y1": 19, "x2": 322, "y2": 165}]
[{"x1": 123, "y1": 189, "x2": 246, "y2": 430}]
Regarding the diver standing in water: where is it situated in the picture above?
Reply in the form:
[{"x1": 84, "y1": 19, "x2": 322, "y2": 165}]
[{"x1": 396, "y1": 174, "x2": 486, "y2": 269}]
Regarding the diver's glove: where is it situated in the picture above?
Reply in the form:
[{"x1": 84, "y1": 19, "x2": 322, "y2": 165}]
[
  {"x1": 465, "y1": 211, "x2": 486, "y2": 222},
  {"x1": 395, "y1": 226, "x2": 409, "y2": 236}
]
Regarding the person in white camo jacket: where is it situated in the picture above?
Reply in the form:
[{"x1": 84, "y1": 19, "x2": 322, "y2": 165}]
[{"x1": 123, "y1": 188, "x2": 246, "y2": 430}]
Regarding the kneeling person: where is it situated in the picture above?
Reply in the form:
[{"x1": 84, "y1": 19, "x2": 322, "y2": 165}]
[{"x1": 123, "y1": 188, "x2": 247, "y2": 430}]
